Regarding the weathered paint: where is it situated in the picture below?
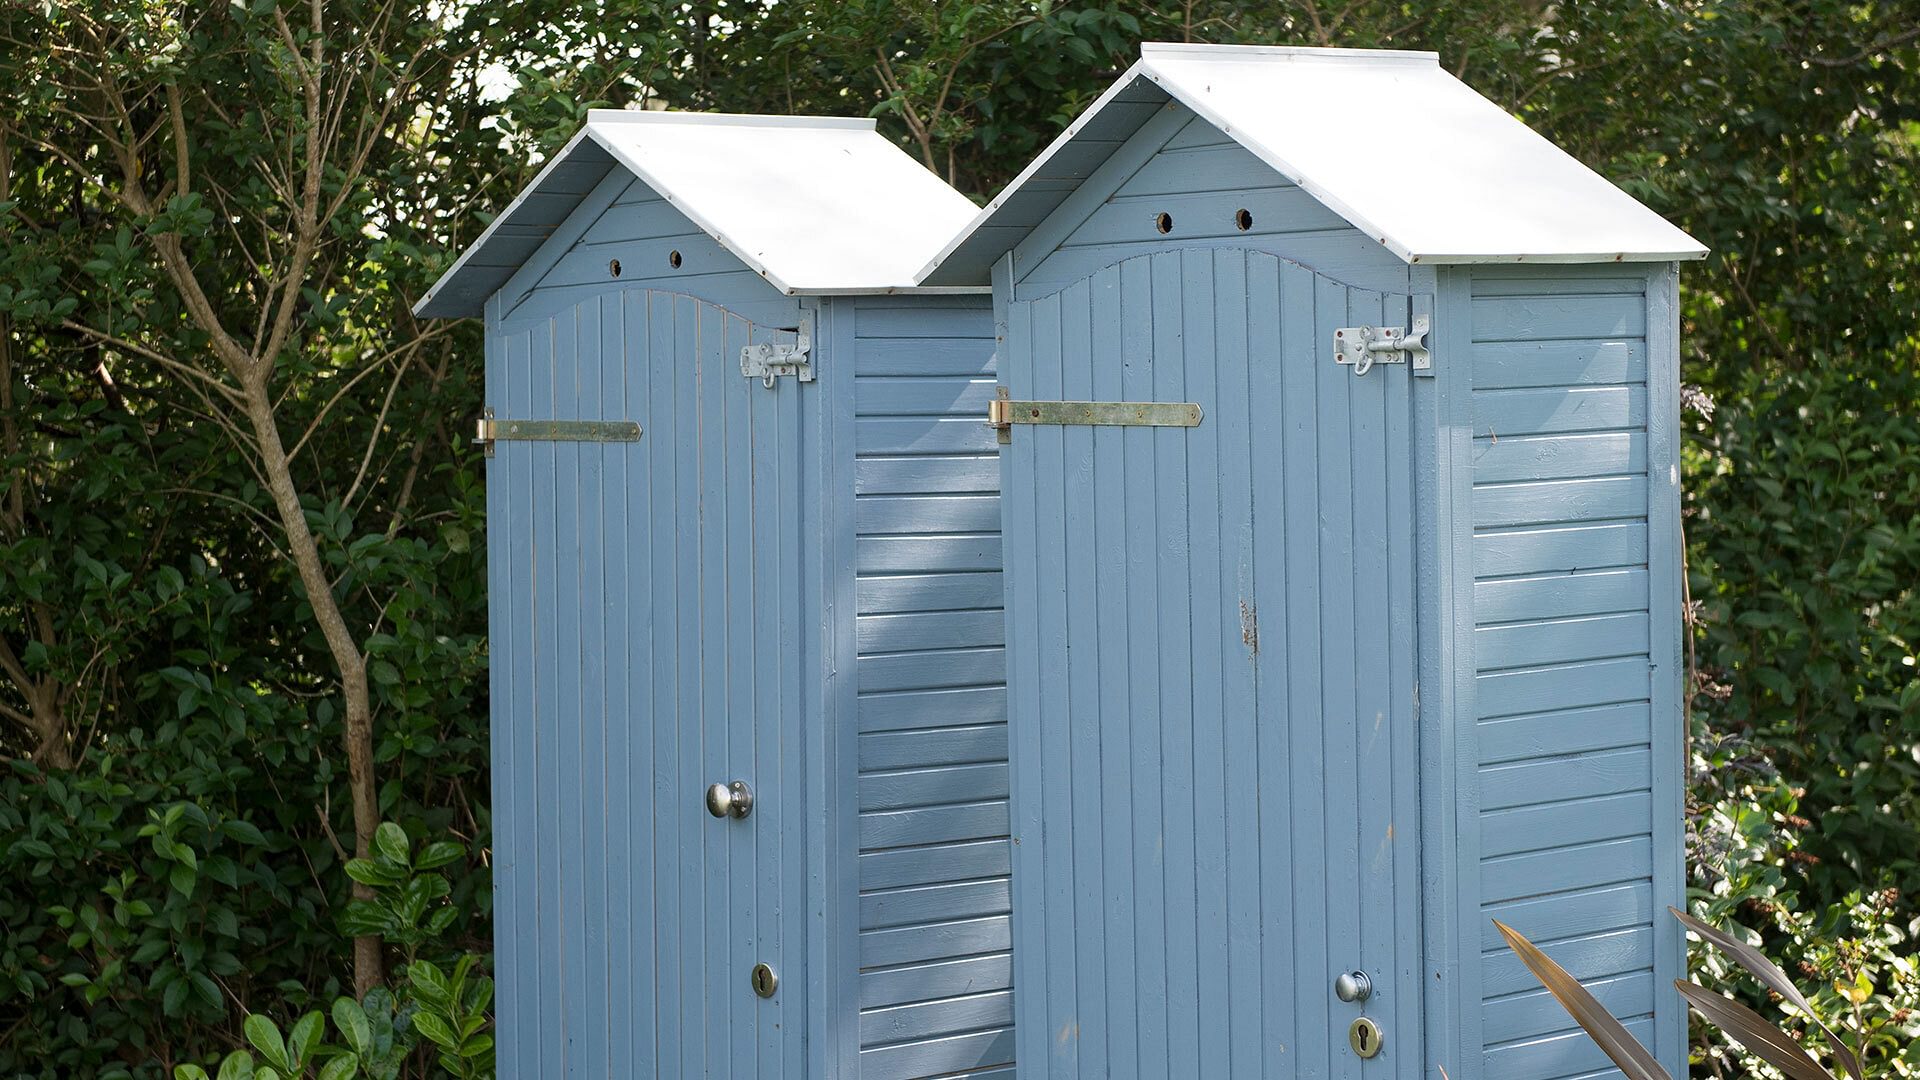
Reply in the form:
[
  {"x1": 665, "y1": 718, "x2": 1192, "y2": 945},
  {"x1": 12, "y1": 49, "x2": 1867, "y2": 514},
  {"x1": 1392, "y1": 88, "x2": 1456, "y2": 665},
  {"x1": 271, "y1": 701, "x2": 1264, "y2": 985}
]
[
  {"x1": 990, "y1": 103, "x2": 1686, "y2": 1080},
  {"x1": 484, "y1": 174, "x2": 1004, "y2": 1078}
]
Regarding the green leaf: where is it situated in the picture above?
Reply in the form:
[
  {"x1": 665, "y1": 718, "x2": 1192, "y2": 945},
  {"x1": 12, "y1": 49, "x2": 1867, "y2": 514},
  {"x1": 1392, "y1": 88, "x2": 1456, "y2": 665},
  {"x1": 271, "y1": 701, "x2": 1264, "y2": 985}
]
[
  {"x1": 332, "y1": 997, "x2": 372, "y2": 1055},
  {"x1": 1670, "y1": 908, "x2": 1863, "y2": 1080},
  {"x1": 173, "y1": 1067, "x2": 212, "y2": 1080},
  {"x1": 288, "y1": 1011, "x2": 323, "y2": 1070},
  {"x1": 316, "y1": 1053, "x2": 359, "y2": 1080},
  {"x1": 411, "y1": 1011, "x2": 457, "y2": 1050},
  {"x1": 244, "y1": 1014, "x2": 292, "y2": 1072},
  {"x1": 170, "y1": 862, "x2": 197, "y2": 898},
  {"x1": 373, "y1": 822, "x2": 409, "y2": 864},
  {"x1": 413, "y1": 841, "x2": 463, "y2": 871},
  {"x1": 221, "y1": 820, "x2": 267, "y2": 846},
  {"x1": 215, "y1": 1051, "x2": 255, "y2": 1080}
]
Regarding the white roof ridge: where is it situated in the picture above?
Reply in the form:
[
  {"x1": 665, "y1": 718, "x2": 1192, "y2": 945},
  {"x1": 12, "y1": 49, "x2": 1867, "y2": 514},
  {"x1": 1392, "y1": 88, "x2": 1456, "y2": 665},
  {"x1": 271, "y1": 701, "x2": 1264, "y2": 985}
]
[
  {"x1": 584, "y1": 108, "x2": 876, "y2": 131},
  {"x1": 915, "y1": 43, "x2": 1705, "y2": 284},
  {"x1": 1138, "y1": 42, "x2": 1439, "y2": 63}
]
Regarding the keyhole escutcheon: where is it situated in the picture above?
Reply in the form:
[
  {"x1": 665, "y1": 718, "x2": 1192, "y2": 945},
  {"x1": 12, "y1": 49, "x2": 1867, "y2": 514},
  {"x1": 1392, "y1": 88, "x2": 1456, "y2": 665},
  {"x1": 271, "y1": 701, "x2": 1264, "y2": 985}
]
[{"x1": 1348, "y1": 1016, "x2": 1384, "y2": 1059}]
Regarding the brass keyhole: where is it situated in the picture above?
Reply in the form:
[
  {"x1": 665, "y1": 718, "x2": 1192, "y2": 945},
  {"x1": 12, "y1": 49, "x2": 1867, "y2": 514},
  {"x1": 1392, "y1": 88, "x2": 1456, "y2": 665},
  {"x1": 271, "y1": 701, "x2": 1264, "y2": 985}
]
[
  {"x1": 751, "y1": 962, "x2": 778, "y2": 999},
  {"x1": 1348, "y1": 1016, "x2": 1384, "y2": 1059}
]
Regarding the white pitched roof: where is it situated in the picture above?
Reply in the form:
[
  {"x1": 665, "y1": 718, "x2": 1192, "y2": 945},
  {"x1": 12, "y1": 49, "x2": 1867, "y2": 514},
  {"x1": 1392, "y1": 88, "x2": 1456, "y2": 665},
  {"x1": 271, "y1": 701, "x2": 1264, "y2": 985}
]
[
  {"x1": 920, "y1": 44, "x2": 1706, "y2": 285},
  {"x1": 416, "y1": 110, "x2": 984, "y2": 317}
]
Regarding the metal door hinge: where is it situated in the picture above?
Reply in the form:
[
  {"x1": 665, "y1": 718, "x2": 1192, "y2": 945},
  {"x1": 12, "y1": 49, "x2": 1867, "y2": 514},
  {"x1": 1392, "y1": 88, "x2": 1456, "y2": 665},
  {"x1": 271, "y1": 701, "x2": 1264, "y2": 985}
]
[
  {"x1": 988, "y1": 387, "x2": 1202, "y2": 444},
  {"x1": 472, "y1": 409, "x2": 643, "y2": 457},
  {"x1": 1334, "y1": 316, "x2": 1430, "y2": 375},
  {"x1": 740, "y1": 334, "x2": 812, "y2": 388}
]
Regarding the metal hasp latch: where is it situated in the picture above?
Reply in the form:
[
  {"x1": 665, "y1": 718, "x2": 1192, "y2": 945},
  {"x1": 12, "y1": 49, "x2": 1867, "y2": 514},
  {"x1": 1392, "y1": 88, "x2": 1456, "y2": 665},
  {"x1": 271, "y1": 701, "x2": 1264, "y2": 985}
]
[
  {"x1": 740, "y1": 334, "x2": 813, "y2": 389},
  {"x1": 1334, "y1": 316, "x2": 1430, "y2": 375},
  {"x1": 472, "y1": 410, "x2": 643, "y2": 457},
  {"x1": 988, "y1": 387, "x2": 1203, "y2": 444}
]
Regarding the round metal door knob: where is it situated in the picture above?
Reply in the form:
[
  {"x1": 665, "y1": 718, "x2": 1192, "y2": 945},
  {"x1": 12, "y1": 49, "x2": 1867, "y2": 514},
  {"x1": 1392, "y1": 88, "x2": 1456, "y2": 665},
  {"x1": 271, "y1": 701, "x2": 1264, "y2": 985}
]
[
  {"x1": 1334, "y1": 970, "x2": 1373, "y2": 1003},
  {"x1": 705, "y1": 780, "x2": 754, "y2": 819}
]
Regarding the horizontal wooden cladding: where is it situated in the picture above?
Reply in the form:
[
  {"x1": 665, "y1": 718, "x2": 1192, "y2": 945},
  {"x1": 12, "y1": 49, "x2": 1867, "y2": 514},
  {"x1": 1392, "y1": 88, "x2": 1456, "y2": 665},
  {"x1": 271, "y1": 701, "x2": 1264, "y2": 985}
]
[
  {"x1": 1473, "y1": 339, "x2": 1649, "y2": 390},
  {"x1": 856, "y1": 303, "x2": 996, "y2": 340},
  {"x1": 1471, "y1": 294, "x2": 1648, "y2": 342},
  {"x1": 1482, "y1": 835, "x2": 1654, "y2": 904},
  {"x1": 1482, "y1": 924, "x2": 1655, "y2": 999},
  {"x1": 857, "y1": 376, "x2": 1000, "y2": 416},
  {"x1": 1066, "y1": 186, "x2": 1349, "y2": 247},
  {"x1": 543, "y1": 230, "x2": 733, "y2": 286},
  {"x1": 858, "y1": 535, "x2": 1001, "y2": 574},
  {"x1": 1477, "y1": 612, "x2": 1650, "y2": 672},
  {"x1": 1472, "y1": 384, "x2": 1648, "y2": 438},
  {"x1": 857, "y1": 494, "x2": 1001, "y2": 535},
  {"x1": 1477, "y1": 654, "x2": 1652, "y2": 721},
  {"x1": 1474, "y1": 431, "x2": 1647, "y2": 483},
  {"x1": 856, "y1": 455, "x2": 1000, "y2": 496},
  {"x1": 859, "y1": 416, "x2": 1001, "y2": 455},
  {"x1": 1483, "y1": 968, "x2": 1653, "y2": 1047},
  {"x1": 1481, "y1": 880, "x2": 1654, "y2": 954},
  {"x1": 1473, "y1": 475, "x2": 1648, "y2": 529},
  {"x1": 862, "y1": 915, "x2": 1011, "y2": 969},
  {"x1": 859, "y1": 762, "x2": 1011, "y2": 812},
  {"x1": 588, "y1": 197, "x2": 718, "y2": 242},
  {"x1": 1116, "y1": 145, "x2": 1296, "y2": 196},
  {"x1": 1481, "y1": 790, "x2": 1653, "y2": 859},
  {"x1": 862, "y1": 878, "x2": 1010, "y2": 931},
  {"x1": 854, "y1": 338, "x2": 998, "y2": 377},
  {"x1": 1484, "y1": 1014, "x2": 1655, "y2": 1080},
  {"x1": 858, "y1": 572, "x2": 1004, "y2": 615},
  {"x1": 858, "y1": 646, "x2": 1006, "y2": 693},
  {"x1": 858, "y1": 610, "x2": 1006, "y2": 655},
  {"x1": 1474, "y1": 567, "x2": 1649, "y2": 624},
  {"x1": 1475, "y1": 521, "x2": 1649, "y2": 578},
  {"x1": 1478, "y1": 701, "x2": 1654, "y2": 765},
  {"x1": 1481, "y1": 748, "x2": 1653, "y2": 811},
  {"x1": 862, "y1": 726, "x2": 1010, "y2": 772},
  {"x1": 860, "y1": 838, "x2": 1011, "y2": 892},
  {"x1": 860, "y1": 686, "x2": 1007, "y2": 733},
  {"x1": 1467, "y1": 273, "x2": 1646, "y2": 298},
  {"x1": 860, "y1": 800, "x2": 1010, "y2": 851},
  {"x1": 862, "y1": 989, "x2": 1014, "y2": 1048},
  {"x1": 862, "y1": 953, "x2": 1012, "y2": 1010},
  {"x1": 858, "y1": 1027, "x2": 1015, "y2": 1079}
]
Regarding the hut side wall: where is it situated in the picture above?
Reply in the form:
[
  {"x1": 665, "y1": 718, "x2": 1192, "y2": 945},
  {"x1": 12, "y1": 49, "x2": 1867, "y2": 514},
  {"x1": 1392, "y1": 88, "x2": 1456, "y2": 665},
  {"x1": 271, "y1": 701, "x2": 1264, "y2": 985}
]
[
  {"x1": 1461, "y1": 263, "x2": 1685, "y2": 1080},
  {"x1": 840, "y1": 295, "x2": 1014, "y2": 1079}
]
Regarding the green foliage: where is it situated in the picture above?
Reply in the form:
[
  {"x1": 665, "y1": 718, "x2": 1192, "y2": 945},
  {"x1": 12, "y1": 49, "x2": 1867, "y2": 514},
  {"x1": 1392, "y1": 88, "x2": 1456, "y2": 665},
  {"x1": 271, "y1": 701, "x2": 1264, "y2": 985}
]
[{"x1": 1, "y1": 0, "x2": 1915, "y2": 1076}]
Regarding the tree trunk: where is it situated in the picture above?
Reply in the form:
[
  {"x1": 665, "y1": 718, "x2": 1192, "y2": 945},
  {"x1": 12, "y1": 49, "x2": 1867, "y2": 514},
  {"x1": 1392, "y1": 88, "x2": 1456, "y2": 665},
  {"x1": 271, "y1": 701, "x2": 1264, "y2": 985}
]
[{"x1": 241, "y1": 381, "x2": 384, "y2": 994}]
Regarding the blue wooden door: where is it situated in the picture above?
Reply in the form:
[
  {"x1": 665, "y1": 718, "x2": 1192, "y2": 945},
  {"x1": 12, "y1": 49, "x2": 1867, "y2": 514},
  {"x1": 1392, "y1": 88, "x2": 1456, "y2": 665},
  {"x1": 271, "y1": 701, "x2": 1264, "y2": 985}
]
[
  {"x1": 1001, "y1": 250, "x2": 1424, "y2": 1078},
  {"x1": 488, "y1": 288, "x2": 809, "y2": 1077}
]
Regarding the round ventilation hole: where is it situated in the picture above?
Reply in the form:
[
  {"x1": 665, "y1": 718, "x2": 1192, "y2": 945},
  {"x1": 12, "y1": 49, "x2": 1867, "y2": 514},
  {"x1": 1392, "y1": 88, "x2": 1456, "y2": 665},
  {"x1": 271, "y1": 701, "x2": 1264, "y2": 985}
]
[
  {"x1": 1235, "y1": 208, "x2": 1254, "y2": 231},
  {"x1": 668, "y1": 249, "x2": 683, "y2": 269},
  {"x1": 608, "y1": 259, "x2": 622, "y2": 278},
  {"x1": 1154, "y1": 211, "x2": 1173, "y2": 234}
]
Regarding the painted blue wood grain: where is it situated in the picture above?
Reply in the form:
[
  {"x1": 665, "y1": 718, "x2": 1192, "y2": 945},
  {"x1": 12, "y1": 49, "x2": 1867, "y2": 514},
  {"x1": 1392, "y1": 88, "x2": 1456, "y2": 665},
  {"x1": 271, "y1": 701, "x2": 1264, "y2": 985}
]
[
  {"x1": 861, "y1": 954, "x2": 1012, "y2": 1008},
  {"x1": 1484, "y1": 1015, "x2": 1656, "y2": 1080},
  {"x1": 1482, "y1": 969, "x2": 1654, "y2": 1045},
  {"x1": 856, "y1": 456, "x2": 1000, "y2": 495},
  {"x1": 1481, "y1": 836, "x2": 1655, "y2": 902},
  {"x1": 849, "y1": 298, "x2": 1013, "y2": 1080},
  {"x1": 861, "y1": 916, "x2": 1011, "y2": 968},
  {"x1": 1482, "y1": 926, "x2": 1656, "y2": 998},
  {"x1": 1472, "y1": 340, "x2": 1648, "y2": 390},
  {"x1": 1481, "y1": 881, "x2": 1655, "y2": 951},
  {"x1": 1463, "y1": 262, "x2": 1676, "y2": 1064},
  {"x1": 1000, "y1": 247, "x2": 1424, "y2": 1078},
  {"x1": 1478, "y1": 702, "x2": 1655, "y2": 765}
]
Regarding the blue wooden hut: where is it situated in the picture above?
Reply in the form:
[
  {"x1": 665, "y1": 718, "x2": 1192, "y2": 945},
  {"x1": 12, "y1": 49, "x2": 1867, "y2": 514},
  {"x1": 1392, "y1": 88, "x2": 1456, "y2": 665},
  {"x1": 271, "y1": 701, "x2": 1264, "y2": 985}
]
[
  {"x1": 416, "y1": 111, "x2": 1018, "y2": 1078},
  {"x1": 918, "y1": 43, "x2": 1706, "y2": 1080}
]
